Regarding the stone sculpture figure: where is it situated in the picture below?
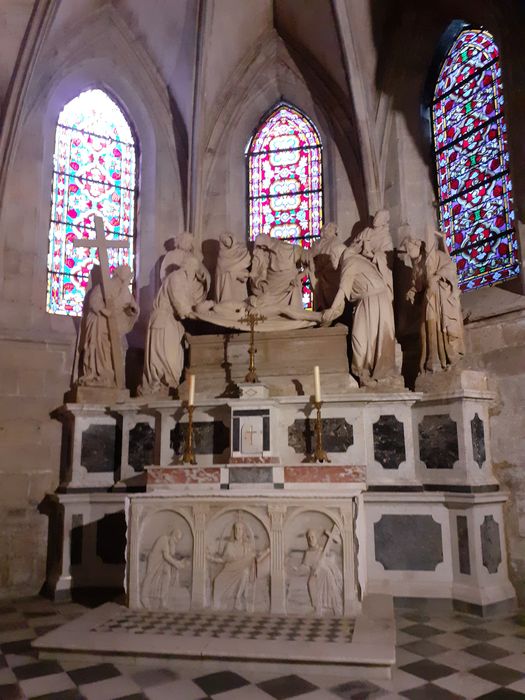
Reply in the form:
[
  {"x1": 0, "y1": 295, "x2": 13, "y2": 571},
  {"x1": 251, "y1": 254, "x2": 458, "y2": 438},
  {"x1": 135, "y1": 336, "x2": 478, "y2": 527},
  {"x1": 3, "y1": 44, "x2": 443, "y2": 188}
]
[
  {"x1": 140, "y1": 252, "x2": 205, "y2": 396},
  {"x1": 208, "y1": 519, "x2": 269, "y2": 612},
  {"x1": 309, "y1": 222, "x2": 342, "y2": 310},
  {"x1": 401, "y1": 232, "x2": 465, "y2": 373},
  {"x1": 250, "y1": 235, "x2": 306, "y2": 311},
  {"x1": 321, "y1": 240, "x2": 397, "y2": 386},
  {"x1": 160, "y1": 231, "x2": 196, "y2": 280},
  {"x1": 79, "y1": 264, "x2": 139, "y2": 387},
  {"x1": 354, "y1": 209, "x2": 394, "y2": 297},
  {"x1": 141, "y1": 529, "x2": 188, "y2": 609},
  {"x1": 214, "y1": 233, "x2": 251, "y2": 303},
  {"x1": 292, "y1": 527, "x2": 343, "y2": 616}
]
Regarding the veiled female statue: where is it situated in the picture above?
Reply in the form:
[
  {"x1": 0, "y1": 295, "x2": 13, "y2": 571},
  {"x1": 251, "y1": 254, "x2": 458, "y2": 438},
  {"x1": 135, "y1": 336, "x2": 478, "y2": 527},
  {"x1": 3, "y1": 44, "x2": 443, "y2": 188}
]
[{"x1": 401, "y1": 232, "x2": 465, "y2": 373}]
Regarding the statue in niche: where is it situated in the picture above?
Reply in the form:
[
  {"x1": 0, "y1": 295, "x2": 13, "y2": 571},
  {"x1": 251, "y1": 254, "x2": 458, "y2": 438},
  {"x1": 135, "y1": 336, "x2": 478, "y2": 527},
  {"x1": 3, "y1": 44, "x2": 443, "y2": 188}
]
[
  {"x1": 289, "y1": 526, "x2": 343, "y2": 616},
  {"x1": 309, "y1": 222, "x2": 342, "y2": 310},
  {"x1": 141, "y1": 529, "x2": 189, "y2": 610},
  {"x1": 400, "y1": 231, "x2": 465, "y2": 373},
  {"x1": 321, "y1": 235, "x2": 397, "y2": 386},
  {"x1": 214, "y1": 233, "x2": 251, "y2": 303},
  {"x1": 139, "y1": 251, "x2": 206, "y2": 396},
  {"x1": 207, "y1": 518, "x2": 269, "y2": 612},
  {"x1": 249, "y1": 234, "x2": 307, "y2": 311},
  {"x1": 79, "y1": 264, "x2": 139, "y2": 387}
]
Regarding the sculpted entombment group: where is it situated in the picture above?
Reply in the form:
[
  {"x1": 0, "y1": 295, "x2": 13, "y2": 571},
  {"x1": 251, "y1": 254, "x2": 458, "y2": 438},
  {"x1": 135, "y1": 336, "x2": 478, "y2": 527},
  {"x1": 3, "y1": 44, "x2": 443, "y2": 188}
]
[{"x1": 75, "y1": 211, "x2": 465, "y2": 396}]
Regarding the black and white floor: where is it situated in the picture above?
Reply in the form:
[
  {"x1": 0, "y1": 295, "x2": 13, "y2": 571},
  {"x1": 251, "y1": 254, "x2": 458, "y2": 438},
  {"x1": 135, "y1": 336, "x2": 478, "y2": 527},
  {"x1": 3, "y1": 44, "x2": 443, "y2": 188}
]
[{"x1": 0, "y1": 595, "x2": 524, "y2": 699}]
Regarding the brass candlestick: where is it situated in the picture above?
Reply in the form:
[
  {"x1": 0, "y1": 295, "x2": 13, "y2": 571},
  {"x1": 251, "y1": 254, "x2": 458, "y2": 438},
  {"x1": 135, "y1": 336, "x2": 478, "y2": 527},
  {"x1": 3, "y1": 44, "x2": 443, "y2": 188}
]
[
  {"x1": 240, "y1": 309, "x2": 266, "y2": 383},
  {"x1": 313, "y1": 400, "x2": 331, "y2": 463},
  {"x1": 182, "y1": 403, "x2": 197, "y2": 464}
]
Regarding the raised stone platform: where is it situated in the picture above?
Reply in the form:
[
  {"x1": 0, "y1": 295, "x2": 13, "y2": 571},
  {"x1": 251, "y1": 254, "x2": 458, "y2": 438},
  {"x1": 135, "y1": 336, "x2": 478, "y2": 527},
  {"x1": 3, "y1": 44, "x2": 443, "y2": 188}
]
[{"x1": 33, "y1": 594, "x2": 395, "y2": 679}]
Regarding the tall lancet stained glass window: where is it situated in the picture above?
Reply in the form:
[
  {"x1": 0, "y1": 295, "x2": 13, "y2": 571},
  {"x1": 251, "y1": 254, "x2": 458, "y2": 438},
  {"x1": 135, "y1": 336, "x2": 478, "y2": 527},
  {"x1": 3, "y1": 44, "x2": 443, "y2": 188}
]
[
  {"x1": 432, "y1": 28, "x2": 519, "y2": 290},
  {"x1": 246, "y1": 103, "x2": 323, "y2": 308},
  {"x1": 47, "y1": 89, "x2": 137, "y2": 315}
]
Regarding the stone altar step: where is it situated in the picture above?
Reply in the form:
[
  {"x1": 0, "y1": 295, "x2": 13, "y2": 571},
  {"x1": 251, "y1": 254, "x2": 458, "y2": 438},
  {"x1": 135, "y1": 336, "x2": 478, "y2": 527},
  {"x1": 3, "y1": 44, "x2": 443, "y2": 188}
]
[{"x1": 33, "y1": 594, "x2": 395, "y2": 679}]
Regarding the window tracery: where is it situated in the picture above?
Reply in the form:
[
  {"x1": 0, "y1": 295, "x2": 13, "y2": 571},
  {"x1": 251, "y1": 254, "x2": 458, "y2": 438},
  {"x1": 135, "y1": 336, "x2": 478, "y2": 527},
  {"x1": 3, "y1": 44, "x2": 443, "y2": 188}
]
[
  {"x1": 47, "y1": 89, "x2": 137, "y2": 315},
  {"x1": 432, "y1": 28, "x2": 519, "y2": 290}
]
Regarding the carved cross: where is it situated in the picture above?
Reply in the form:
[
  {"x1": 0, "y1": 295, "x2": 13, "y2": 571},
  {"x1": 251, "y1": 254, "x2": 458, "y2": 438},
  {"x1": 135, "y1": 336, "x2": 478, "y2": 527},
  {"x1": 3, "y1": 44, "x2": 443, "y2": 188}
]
[{"x1": 73, "y1": 216, "x2": 130, "y2": 388}]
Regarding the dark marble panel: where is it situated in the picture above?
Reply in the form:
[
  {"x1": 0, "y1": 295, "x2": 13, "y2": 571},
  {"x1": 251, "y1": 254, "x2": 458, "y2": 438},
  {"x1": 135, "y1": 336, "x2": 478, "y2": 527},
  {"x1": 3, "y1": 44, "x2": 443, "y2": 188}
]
[
  {"x1": 128, "y1": 422, "x2": 155, "y2": 472},
  {"x1": 171, "y1": 421, "x2": 229, "y2": 456},
  {"x1": 373, "y1": 414, "x2": 406, "y2": 470},
  {"x1": 418, "y1": 414, "x2": 459, "y2": 469},
  {"x1": 471, "y1": 413, "x2": 486, "y2": 468},
  {"x1": 80, "y1": 424, "x2": 117, "y2": 473},
  {"x1": 288, "y1": 418, "x2": 353, "y2": 454},
  {"x1": 229, "y1": 467, "x2": 273, "y2": 484},
  {"x1": 457, "y1": 515, "x2": 471, "y2": 575},
  {"x1": 374, "y1": 515, "x2": 443, "y2": 571},
  {"x1": 96, "y1": 512, "x2": 126, "y2": 565},
  {"x1": 481, "y1": 515, "x2": 501, "y2": 574}
]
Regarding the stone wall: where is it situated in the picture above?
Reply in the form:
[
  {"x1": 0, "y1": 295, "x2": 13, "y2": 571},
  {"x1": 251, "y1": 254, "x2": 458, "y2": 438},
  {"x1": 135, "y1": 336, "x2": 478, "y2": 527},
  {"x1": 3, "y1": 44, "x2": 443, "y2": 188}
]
[
  {"x1": 0, "y1": 335, "x2": 73, "y2": 596},
  {"x1": 463, "y1": 301, "x2": 525, "y2": 605}
]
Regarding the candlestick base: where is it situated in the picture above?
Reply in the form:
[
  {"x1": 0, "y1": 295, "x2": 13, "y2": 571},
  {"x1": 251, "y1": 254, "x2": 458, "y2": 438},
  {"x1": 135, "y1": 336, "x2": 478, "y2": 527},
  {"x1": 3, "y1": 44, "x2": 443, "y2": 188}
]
[{"x1": 313, "y1": 401, "x2": 331, "y2": 464}]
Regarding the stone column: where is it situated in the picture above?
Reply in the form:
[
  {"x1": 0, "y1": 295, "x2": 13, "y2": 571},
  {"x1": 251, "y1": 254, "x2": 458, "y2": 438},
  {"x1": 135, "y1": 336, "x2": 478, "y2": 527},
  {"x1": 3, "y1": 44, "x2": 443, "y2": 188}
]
[
  {"x1": 268, "y1": 504, "x2": 287, "y2": 614},
  {"x1": 191, "y1": 504, "x2": 209, "y2": 609}
]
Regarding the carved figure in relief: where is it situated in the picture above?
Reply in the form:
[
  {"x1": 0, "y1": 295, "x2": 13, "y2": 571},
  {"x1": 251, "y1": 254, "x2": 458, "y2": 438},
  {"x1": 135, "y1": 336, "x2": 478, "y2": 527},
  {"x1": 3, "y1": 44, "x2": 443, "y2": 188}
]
[
  {"x1": 79, "y1": 264, "x2": 139, "y2": 387},
  {"x1": 249, "y1": 235, "x2": 306, "y2": 311},
  {"x1": 160, "y1": 231, "x2": 196, "y2": 280},
  {"x1": 354, "y1": 209, "x2": 394, "y2": 297},
  {"x1": 139, "y1": 252, "x2": 205, "y2": 395},
  {"x1": 400, "y1": 232, "x2": 465, "y2": 373},
  {"x1": 207, "y1": 519, "x2": 269, "y2": 612},
  {"x1": 309, "y1": 222, "x2": 342, "y2": 310},
  {"x1": 321, "y1": 239, "x2": 397, "y2": 386},
  {"x1": 292, "y1": 526, "x2": 343, "y2": 616},
  {"x1": 141, "y1": 529, "x2": 188, "y2": 609},
  {"x1": 214, "y1": 233, "x2": 251, "y2": 303}
]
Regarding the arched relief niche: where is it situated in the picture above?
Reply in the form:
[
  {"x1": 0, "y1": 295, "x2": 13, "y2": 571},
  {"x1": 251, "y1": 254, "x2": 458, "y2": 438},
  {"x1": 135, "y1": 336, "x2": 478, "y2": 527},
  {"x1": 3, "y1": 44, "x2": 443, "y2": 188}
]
[
  {"x1": 196, "y1": 31, "x2": 358, "y2": 278},
  {"x1": 285, "y1": 508, "x2": 344, "y2": 617},
  {"x1": 205, "y1": 507, "x2": 270, "y2": 613},
  {"x1": 0, "y1": 5, "x2": 184, "y2": 338},
  {"x1": 138, "y1": 508, "x2": 193, "y2": 611}
]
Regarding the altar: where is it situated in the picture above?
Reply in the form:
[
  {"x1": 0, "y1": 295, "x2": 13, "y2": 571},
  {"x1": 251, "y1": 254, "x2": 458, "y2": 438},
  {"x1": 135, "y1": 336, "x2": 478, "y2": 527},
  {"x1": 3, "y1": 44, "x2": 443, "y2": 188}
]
[{"x1": 35, "y1": 218, "x2": 516, "y2": 677}]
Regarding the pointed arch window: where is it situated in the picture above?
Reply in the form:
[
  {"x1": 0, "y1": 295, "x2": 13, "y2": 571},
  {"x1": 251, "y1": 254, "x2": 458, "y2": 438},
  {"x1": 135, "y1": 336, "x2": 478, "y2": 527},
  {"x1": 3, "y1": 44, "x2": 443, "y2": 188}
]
[
  {"x1": 432, "y1": 28, "x2": 519, "y2": 290},
  {"x1": 47, "y1": 89, "x2": 138, "y2": 315},
  {"x1": 246, "y1": 103, "x2": 323, "y2": 308}
]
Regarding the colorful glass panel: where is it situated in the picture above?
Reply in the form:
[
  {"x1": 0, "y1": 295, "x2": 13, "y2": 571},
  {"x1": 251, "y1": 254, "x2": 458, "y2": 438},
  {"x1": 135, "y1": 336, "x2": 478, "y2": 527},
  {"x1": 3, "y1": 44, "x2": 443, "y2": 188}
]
[
  {"x1": 432, "y1": 29, "x2": 519, "y2": 290},
  {"x1": 246, "y1": 104, "x2": 323, "y2": 308},
  {"x1": 47, "y1": 89, "x2": 137, "y2": 315}
]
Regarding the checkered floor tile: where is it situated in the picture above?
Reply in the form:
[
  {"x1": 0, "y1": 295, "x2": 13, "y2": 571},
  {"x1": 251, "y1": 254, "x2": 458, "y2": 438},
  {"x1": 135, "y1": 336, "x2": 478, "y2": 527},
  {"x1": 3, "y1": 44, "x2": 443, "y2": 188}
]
[
  {"x1": 93, "y1": 608, "x2": 355, "y2": 644},
  {"x1": 0, "y1": 595, "x2": 523, "y2": 699}
]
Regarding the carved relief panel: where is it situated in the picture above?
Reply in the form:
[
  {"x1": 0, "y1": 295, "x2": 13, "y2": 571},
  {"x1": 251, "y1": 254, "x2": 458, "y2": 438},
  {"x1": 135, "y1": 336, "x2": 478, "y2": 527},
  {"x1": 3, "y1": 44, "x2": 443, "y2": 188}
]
[
  {"x1": 285, "y1": 510, "x2": 344, "y2": 617},
  {"x1": 139, "y1": 509, "x2": 193, "y2": 611},
  {"x1": 205, "y1": 509, "x2": 271, "y2": 613}
]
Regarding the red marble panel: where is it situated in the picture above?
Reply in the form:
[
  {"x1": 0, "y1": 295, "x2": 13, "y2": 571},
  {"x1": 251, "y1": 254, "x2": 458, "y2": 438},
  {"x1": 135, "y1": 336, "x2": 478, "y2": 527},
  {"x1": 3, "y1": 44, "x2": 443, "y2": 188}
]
[
  {"x1": 147, "y1": 467, "x2": 220, "y2": 484},
  {"x1": 284, "y1": 465, "x2": 365, "y2": 483}
]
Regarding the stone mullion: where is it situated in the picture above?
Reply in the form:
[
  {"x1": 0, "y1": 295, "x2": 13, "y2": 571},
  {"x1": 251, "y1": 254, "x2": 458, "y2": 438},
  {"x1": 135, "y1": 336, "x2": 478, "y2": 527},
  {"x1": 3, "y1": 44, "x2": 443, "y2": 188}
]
[
  {"x1": 191, "y1": 505, "x2": 208, "y2": 609},
  {"x1": 268, "y1": 504, "x2": 287, "y2": 614}
]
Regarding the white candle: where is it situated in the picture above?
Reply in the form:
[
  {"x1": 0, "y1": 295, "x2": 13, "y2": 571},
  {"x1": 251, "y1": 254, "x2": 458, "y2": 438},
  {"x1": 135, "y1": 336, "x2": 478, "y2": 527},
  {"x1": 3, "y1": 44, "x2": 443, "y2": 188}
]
[
  {"x1": 313, "y1": 365, "x2": 321, "y2": 403},
  {"x1": 188, "y1": 373, "x2": 195, "y2": 406}
]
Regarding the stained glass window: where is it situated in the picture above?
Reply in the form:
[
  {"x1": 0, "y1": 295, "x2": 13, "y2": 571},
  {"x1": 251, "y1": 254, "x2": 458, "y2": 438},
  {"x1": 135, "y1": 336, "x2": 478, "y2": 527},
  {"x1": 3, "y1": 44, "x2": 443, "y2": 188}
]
[
  {"x1": 432, "y1": 28, "x2": 520, "y2": 290},
  {"x1": 47, "y1": 89, "x2": 137, "y2": 315},
  {"x1": 246, "y1": 103, "x2": 323, "y2": 308}
]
